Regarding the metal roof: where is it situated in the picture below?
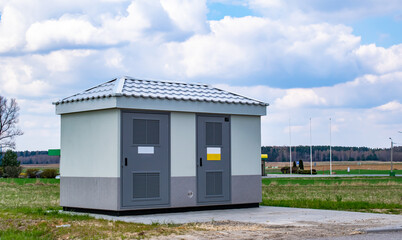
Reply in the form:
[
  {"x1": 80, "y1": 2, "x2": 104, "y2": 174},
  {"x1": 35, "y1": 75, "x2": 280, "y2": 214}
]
[{"x1": 54, "y1": 76, "x2": 268, "y2": 106}]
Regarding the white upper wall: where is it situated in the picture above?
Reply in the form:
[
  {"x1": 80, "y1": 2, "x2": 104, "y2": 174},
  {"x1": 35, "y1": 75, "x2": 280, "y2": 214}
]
[
  {"x1": 170, "y1": 112, "x2": 196, "y2": 177},
  {"x1": 231, "y1": 115, "x2": 261, "y2": 175},
  {"x1": 60, "y1": 109, "x2": 120, "y2": 177}
]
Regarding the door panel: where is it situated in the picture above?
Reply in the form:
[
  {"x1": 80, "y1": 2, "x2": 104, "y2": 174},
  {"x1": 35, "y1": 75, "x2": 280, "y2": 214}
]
[
  {"x1": 122, "y1": 112, "x2": 169, "y2": 207},
  {"x1": 197, "y1": 115, "x2": 230, "y2": 203}
]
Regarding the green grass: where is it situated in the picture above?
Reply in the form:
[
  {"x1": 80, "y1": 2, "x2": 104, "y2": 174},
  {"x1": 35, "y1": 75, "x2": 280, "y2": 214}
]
[
  {"x1": 261, "y1": 177, "x2": 402, "y2": 214},
  {"x1": 0, "y1": 178, "x2": 192, "y2": 239},
  {"x1": 262, "y1": 176, "x2": 402, "y2": 185}
]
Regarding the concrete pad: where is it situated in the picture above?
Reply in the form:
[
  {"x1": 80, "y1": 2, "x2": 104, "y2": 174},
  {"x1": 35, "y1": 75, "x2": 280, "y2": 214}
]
[{"x1": 82, "y1": 206, "x2": 402, "y2": 227}]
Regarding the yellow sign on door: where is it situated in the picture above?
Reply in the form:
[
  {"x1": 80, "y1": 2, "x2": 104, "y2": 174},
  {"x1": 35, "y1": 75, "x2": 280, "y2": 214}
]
[{"x1": 207, "y1": 147, "x2": 221, "y2": 161}]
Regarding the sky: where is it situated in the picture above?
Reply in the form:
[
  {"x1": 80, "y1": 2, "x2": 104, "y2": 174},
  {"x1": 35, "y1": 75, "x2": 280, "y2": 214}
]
[{"x1": 0, "y1": 0, "x2": 401, "y2": 151}]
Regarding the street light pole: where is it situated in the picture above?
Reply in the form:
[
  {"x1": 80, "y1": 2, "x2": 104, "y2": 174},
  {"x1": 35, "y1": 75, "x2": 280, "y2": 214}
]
[
  {"x1": 389, "y1": 138, "x2": 393, "y2": 173},
  {"x1": 289, "y1": 118, "x2": 292, "y2": 175},
  {"x1": 329, "y1": 118, "x2": 332, "y2": 175},
  {"x1": 310, "y1": 118, "x2": 312, "y2": 175}
]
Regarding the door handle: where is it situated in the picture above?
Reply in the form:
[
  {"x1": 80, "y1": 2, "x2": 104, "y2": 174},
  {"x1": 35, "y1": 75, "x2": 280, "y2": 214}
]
[
  {"x1": 200, "y1": 157, "x2": 202, "y2": 167},
  {"x1": 125, "y1": 157, "x2": 128, "y2": 166}
]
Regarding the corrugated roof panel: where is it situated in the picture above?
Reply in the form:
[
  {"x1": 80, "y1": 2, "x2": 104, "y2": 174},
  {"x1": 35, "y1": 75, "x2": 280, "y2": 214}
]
[{"x1": 54, "y1": 77, "x2": 268, "y2": 106}]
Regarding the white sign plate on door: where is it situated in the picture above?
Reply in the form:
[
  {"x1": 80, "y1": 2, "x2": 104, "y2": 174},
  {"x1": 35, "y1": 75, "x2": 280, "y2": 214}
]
[{"x1": 138, "y1": 146, "x2": 154, "y2": 154}]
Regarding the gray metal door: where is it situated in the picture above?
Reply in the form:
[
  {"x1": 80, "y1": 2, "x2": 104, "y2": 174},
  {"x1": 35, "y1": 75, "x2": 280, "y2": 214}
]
[
  {"x1": 197, "y1": 115, "x2": 230, "y2": 203},
  {"x1": 122, "y1": 112, "x2": 169, "y2": 207}
]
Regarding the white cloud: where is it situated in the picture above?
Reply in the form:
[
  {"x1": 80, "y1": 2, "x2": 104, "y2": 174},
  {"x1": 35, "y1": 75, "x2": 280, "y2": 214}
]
[
  {"x1": 25, "y1": 15, "x2": 100, "y2": 51},
  {"x1": 274, "y1": 89, "x2": 327, "y2": 108},
  {"x1": 375, "y1": 101, "x2": 402, "y2": 111},
  {"x1": 0, "y1": 5, "x2": 27, "y2": 52},
  {"x1": 160, "y1": 0, "x2": 208, "y2": 33},
  {"x1": 0, "y1": 58, "x2": 51, "y2": 97},
  {"x1": 354, "y1": 44, "x2": 402, "y2": 74},
  {"x1": 160, "y1": 16, "x2": 362, "y2": 84}
]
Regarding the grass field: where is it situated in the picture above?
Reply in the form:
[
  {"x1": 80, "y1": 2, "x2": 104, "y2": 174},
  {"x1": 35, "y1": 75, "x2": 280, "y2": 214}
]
[
  {"x1": 264, "y1": 161, "x2": 402, "y2": 175},
  {"x1": 1, "y1": 176, "x2": 401, "y2": 239},
  {"x1": 0, "y1": 178, "x2": 196, "y2": 239},
  {"x1": 261, "y1": 177, "x2": 402, "y2": 214}
]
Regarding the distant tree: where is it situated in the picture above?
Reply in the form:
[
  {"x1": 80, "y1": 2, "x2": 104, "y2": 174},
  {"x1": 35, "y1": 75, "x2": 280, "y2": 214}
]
[
  {"x1": 0, "y1": 96, "x2": 23, "y2": 149},
  {"x1": 1, "y1": 150, "x2": 19, "y2": 167},
  {"x1": 299, "y1": 160, "x2": 304, "y2": 170},
  {"x1": 293, "y1": 161, "x2": 297, "y2": 168}
]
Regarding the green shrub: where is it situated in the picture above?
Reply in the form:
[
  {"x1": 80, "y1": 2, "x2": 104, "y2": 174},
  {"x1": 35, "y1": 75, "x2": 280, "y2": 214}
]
[
  {"x1": 25, "y1": 168, "x2": 40, "y2": 178},
  {"x1": 3, "y1": 166, "x2": 22, "y2": 178},
  {"x1": 1, "y1": 150, "x2": 20, "y2": 167},
  {"x1": 281, "y1": 166, "x2": 290, "y2": 173},
  {"x1": 40, "y1": 169, "x2": 58, "y2": 178},
  {"x1": 0, "y1": 167, "x2": 3, "y2": 177}
]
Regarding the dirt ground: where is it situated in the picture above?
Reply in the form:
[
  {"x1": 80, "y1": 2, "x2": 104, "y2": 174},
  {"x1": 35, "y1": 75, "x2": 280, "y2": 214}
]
[
  {"x1": 154, "y1": 220, "x2": 380, "y2": 240},
  {"x1": 21, "y1": 164, "x2": 60, "y2": 169},
  {"x1": 266, "y1": 161, "x2": 401, "y2": 171}
]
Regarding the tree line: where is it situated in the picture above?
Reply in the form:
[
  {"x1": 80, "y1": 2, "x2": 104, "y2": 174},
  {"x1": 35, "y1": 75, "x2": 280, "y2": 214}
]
[
  {"x1": 0, "y1": 151, "x2": 59, "y2": 165},
  {"x1": 1, "y1": 145, "x2": 399, "y2": 165},
  {"x1": 262, "y1": 145, "x2": 402, "y2": 162}
]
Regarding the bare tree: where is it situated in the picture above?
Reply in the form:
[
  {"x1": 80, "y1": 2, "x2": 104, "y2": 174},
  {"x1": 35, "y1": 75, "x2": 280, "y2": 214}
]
[{"x1": 0, "y1": 96, "x2": 23, "y2": 149}]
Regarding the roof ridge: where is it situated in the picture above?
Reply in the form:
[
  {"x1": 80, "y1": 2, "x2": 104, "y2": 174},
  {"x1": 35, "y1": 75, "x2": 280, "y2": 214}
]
[
  {"x1": 58, "y1": 78, "x2": 117, "y2": 103},
  {"x1": 124, "y1": 76, "x2": 210, "y2": 87},
  {"x1": 212, "y1": 85, "x2": 269, "y2": 106},
  {"x1": 113, "y1": 77, "x2": 126, "y2": 95},
  {"x1": 84, "y1": 78, "x2": 116, "y2": 92}
]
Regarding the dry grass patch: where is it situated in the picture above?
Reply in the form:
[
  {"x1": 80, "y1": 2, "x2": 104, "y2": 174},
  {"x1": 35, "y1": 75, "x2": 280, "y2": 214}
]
[{"x1": 0, "y1": 179, "x2": 197, "y2": 239}]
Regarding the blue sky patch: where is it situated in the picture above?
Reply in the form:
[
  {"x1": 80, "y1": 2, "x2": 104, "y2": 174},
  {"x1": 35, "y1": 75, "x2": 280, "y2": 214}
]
[
  {"x1": 207, "y1": 2, "x2": 256, "y2": 20},
  {"x1": 352, "y1": 15, "x2": 402, "y2": 48}
]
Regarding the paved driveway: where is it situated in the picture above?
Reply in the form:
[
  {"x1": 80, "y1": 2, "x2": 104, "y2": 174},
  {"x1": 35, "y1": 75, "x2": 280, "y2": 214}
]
[
  {"x1": 87, "y1": 206, "x2": 401, "y2": 227},
  {"x1": 68, "y1": 206, "x2": 402, "y2": 239}
]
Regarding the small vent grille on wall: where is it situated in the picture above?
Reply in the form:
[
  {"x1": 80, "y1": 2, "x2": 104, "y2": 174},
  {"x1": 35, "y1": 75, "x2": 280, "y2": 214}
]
[
  {"x1": 133, "y1": 172, "x2": 160, "y2": 199},
  {"x1": 206, "y1": 171, "x2": 223, "y2": 196}
]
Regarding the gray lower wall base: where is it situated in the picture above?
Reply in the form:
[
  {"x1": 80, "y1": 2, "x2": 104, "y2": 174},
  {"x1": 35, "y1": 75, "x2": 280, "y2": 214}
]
[
  {"x1": 61, "y1": 175, "x2": 261, "y2": 211},
  {"x1": 171, "y1": 176, "x2": 197, "y2": 207},
  {"x1": 60, "y1": 177, "x2": 119, "y2": 211},
  {"x1": 231, "y1": 175, "x2": 262, "y2": 204}
]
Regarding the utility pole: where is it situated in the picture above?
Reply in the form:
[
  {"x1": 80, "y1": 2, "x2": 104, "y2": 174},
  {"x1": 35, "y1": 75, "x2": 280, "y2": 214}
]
[
  {"x1": 310, "y1": 118, "x2": 312, "y2": 175},
  {"x1": 329, "y1": 118, "x2": 332, "y2": 175},
  {"x1": 389, "y1": 138, "x2": 394, "y2": 173},
  {"x1": 289, "y1": 118, "x2": 292, "y2": 175}
]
